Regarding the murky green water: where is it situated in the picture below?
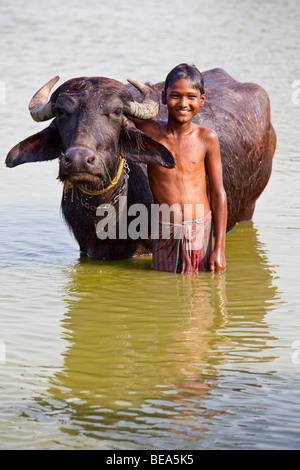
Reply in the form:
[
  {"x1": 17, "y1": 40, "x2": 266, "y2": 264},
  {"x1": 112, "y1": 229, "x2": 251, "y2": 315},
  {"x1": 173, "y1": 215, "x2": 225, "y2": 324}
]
[{"x1": 0, "y1": 0, "x2": 300, "y2": 450}]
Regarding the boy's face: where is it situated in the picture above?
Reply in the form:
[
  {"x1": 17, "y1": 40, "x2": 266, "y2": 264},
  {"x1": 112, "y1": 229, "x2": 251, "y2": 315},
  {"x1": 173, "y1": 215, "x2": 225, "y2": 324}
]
[{"x1": 162, "y1": 78, "x2": 205, "y2": 123}]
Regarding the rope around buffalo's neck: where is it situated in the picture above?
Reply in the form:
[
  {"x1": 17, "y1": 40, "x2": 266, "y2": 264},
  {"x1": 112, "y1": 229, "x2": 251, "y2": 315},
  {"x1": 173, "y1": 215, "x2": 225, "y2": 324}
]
[{"x1": 76, "y1": 155, "x2": 125, "y2": 195}]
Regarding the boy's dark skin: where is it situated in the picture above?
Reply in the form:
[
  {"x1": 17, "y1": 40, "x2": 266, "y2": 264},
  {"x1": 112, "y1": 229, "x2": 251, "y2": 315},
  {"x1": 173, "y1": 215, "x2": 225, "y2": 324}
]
[{"x1": 131, "y1": 77, "x2": 227, "y2": 273}]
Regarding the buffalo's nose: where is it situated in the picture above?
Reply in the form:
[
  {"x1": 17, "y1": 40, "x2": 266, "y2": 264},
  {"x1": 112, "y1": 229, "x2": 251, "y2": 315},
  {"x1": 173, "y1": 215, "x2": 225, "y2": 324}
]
[{"x1": 63, "y1": 147, "x2": 96, "y2": 171}]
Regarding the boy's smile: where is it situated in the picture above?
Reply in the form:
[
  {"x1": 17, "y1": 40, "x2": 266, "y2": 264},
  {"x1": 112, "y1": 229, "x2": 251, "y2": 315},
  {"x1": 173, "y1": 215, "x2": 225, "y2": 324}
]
[{"x1": 163, "y1": 78, "x2": 205, "y2": 124}]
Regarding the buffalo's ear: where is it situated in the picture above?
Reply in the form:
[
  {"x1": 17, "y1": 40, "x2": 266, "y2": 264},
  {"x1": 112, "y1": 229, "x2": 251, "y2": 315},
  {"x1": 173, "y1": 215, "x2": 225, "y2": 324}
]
[
  {"x1": 5, "y1": 120, "x2": 62, "y2": 168},
  {"x1": 120, "y1": 121, "x2": 175, "y2": 169}
]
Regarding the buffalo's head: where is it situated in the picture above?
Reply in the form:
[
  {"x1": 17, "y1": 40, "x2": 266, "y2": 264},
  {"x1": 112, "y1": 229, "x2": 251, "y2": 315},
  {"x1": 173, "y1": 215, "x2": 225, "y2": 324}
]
[{"x1": 5, "y1": 75, "x2": 175, "y2": 192}]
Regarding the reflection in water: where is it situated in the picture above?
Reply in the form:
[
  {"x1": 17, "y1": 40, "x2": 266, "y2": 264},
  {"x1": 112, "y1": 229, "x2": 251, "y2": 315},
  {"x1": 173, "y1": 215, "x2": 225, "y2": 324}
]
[
  {"x1": 1, "y1": 0, "x2": 298, "y2": 450},
  {"x1": 35, "y1": 222, "x2": 279, "y2": 447}
]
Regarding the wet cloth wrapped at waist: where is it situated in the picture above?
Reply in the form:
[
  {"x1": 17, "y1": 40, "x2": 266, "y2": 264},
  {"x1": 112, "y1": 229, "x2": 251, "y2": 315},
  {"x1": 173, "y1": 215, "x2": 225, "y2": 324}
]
[{"x1": 151, "y1": 211, "x2": 213, "y2": 274}]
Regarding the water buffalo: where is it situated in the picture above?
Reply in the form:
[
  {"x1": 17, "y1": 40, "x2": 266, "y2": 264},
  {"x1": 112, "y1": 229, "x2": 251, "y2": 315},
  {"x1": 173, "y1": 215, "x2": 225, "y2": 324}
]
[{"x1": 5, "y1": 68, "x2": 276, "y2": 260}]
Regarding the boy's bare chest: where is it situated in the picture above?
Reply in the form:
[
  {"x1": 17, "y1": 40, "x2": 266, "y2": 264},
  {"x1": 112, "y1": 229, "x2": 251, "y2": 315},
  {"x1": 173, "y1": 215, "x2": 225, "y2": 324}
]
[{"x1": 161, "y1": 136, "x2": 206, "y2": 166}]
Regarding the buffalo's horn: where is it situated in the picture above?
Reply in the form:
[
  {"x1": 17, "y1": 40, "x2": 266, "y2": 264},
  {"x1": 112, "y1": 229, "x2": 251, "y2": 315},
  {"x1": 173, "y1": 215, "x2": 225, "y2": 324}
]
[
  {"x1": 125, "y1": 78, "x2": 159, "y2": 119},
  {"x1": 29, "y1": 76, "x2": 60, "y2": 122}
]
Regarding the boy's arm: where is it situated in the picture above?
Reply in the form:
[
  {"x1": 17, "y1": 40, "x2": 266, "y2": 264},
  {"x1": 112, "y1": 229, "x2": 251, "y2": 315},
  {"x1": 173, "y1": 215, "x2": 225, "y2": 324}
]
[
  {"x1": 127, "y1": 117, "x2": 155, "y2": 134},
  {"x1": 127, "y1": 116, "x2": 147, "y2": 130},
  {"x1": 127, "y1": 117, "x2": 163, "y2": 140},
  {"x1": 205, "y1": 129, "x2": 227, "y2": 273}
]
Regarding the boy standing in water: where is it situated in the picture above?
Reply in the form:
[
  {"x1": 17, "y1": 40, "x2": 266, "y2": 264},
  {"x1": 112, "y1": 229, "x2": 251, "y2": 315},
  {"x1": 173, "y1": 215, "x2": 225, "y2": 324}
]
[{"x1": 131, "y1": 63, "x2": 227, "y2": 273}]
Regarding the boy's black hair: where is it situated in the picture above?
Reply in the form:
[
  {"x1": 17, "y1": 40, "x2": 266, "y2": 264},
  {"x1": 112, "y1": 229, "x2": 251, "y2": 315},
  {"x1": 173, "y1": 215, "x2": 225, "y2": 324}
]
[{"x1": 164, "y1": 63, "x2": 205, "y2": 95}]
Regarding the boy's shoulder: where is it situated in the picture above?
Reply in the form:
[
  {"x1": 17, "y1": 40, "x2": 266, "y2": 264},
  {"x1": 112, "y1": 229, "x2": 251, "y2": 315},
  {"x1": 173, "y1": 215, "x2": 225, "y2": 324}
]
[
  {"x1": 196, "y1": 125, "x2": 219, "y2": 144},
  {"x1": 193, "y1": 123, "x2": 217, "y2": 137}
]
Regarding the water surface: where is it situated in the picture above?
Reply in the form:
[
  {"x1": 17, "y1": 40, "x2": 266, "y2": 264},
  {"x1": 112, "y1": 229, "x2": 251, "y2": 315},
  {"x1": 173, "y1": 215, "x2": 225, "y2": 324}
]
[{"x1": 0, "y1": 0, "x2": 299, "y2": 450}]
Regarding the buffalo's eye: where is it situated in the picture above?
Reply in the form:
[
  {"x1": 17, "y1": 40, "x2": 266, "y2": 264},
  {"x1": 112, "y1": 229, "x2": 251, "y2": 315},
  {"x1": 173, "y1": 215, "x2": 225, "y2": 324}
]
[
  {"x1": 113, "y1": 108, "x2": 122, "y2": 116},
  {"x1": 54, "y1": 106, "x2": 66, "y2": 118}
]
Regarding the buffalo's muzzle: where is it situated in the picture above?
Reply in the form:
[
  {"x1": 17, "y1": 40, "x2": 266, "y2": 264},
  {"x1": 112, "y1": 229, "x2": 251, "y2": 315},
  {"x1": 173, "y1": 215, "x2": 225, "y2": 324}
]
[{"x1": 59, "y1": 147, "x2": 98, "y2": 176}]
